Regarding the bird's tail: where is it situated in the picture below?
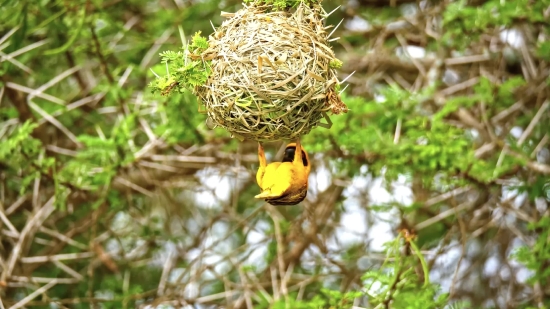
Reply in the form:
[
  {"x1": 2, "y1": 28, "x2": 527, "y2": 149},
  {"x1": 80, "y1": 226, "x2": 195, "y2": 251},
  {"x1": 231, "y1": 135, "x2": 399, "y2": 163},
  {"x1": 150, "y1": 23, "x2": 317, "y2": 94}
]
[
  {"x1": 255, "y1": 190, "x2": 276, "y2": 199},
  {"x1": 258, "y1": 142, "x2": 267, "y2": 168}
]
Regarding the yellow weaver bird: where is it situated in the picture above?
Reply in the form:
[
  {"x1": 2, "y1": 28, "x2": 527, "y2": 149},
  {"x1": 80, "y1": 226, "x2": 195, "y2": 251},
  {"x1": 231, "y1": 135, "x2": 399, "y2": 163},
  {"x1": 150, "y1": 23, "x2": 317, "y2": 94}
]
[{"x1": 255, "y1": 139, "x2": 311, "y2": 206}]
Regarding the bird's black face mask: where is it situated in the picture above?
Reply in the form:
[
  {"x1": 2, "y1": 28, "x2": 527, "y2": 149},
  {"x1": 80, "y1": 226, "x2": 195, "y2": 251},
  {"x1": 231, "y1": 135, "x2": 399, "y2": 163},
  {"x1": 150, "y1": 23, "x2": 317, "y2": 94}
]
[{"x1": 282, "y1": 146, "x2": 308, "y2": 167}]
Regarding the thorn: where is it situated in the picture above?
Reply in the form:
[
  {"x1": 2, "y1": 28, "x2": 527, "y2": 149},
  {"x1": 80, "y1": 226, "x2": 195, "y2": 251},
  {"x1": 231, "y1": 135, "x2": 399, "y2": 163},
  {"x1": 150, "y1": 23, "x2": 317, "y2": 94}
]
[
  {"x1": 328, "y1": 18, "x2": 344, "y2": 38},
  {"x1": 325, "y1": 5, "x2": 341, "y2": 18},
  {"x1": 178, "y1": 26, "x2": 186, "y2": 49},
  {"x1": 210, "y1": 20, "x2": 216, "y2": 33},
  {"x1": 340, "y1": 70, "x2": 356, "y2": 84},
  {"x1": 338, "y1": 84, "x2": 349, "y2": 95},
  {"x1": 0, "y1": 26, "x2": 20, "y2": 47}
]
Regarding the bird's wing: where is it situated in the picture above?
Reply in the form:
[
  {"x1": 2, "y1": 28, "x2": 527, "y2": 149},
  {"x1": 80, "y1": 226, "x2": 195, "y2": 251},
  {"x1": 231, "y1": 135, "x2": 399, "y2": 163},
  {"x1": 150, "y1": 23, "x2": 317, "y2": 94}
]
[
  {"x1": 256, "y1": 165, "x2": 266, "y2": 188},
  {"x1": 257, "y1": 162, "x2": 281, "y2": 191},
  {"x1": 263, "y1": 164, "x2": 308, "y2": 205},
  {"x1": 256, "y1": 162, "x2": 293, "y2": 198}
]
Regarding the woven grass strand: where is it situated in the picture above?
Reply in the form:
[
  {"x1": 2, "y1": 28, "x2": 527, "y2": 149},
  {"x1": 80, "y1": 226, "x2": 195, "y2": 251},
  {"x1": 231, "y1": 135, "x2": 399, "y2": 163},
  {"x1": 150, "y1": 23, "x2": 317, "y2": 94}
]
[{"x1": 194, "y1": 2, "x2": 347, "y2": 142}]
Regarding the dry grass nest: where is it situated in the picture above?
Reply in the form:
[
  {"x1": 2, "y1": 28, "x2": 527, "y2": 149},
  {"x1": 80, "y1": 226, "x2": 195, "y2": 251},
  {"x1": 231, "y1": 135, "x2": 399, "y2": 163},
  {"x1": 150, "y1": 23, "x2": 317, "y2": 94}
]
[{"x1": 194, "y1": 2, "x2": 348, "y2": 142}]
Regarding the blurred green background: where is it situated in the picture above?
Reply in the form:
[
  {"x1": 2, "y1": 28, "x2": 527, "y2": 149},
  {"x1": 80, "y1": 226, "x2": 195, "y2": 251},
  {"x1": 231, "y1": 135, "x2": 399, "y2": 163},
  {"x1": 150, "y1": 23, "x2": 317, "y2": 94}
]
[{"x1": 1, "y1": 0, "x2": 549, "y2": 308}]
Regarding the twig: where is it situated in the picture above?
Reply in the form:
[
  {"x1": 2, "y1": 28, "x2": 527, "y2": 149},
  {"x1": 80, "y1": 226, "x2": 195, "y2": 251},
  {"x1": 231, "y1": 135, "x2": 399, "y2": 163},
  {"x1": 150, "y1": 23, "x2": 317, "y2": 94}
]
[
  {"x1": 1, "y1": 39, "x2": 49, "y2": 60},
  {"x1": 20, "y1": 252, "x2": 95, "y2": 264},
  {"x1": 270, "y1": 266, "x2": 280, "y2": 301},
  {"x1": 520, "y1": 37, "x2": 537, "y2": 80},
  {"x1": 439, "y1": 77, "x2": 479, "y2": 97},
  {"x1": 2, "y1": 196, "x2": 56, "y2": 281},
  {"x1": 393, "y1": 118, "x2": 402, "y2": 144},
  {"x1": 52, "y1": 260, "x2": 85, "y2": 280},
  {"x1": 0, "y1": 51, "x2": 33, "y2": 74},
  {"x1": 530, "y1": 134, "x2": 549, "y2": 158},
  {"x1": 494, "y1": 146, "x2": 507, "y2": 178},
  {"x1": 475, "y1": 142, "x2": 496, "y2": 158},
  {"x1": 5, "y1": 82, "x2": 65, "y2": 105},
  {"x1": 9, "y1": 279, "x2": 57, "y2": 309},
  {"x1": 24, "y1": 289, "x2": 158, "y2": 306},
  {"x1": 450, "y1": 209, "x2": 468, "y2": 298},
  {"x1": 29, "y1": 66, "x2": 81, "y2": 102},
  {"x1": 196, "y1": 290, "x2": 240, "y2": 303},
  {"x1": 281, "y1": 262, "x2": 294, "y2": 300},
  {"x1": 10, "y1": 276, "x2": 79, "y2": 284},
  {"x1": 28, "y1": 101, "x2": 80, "y2": 145},
  {"x1": 150, "y1": 154, "x2": 217, "y2": 163},
  {"x1": 396, "y1": 33, "x2": 426, "y2": 78},
  {"x1": 117, "y1": 65, "x2": 133, "y2": 87},
  {"x1": 491, "y1": 100, "x2": 524, "y2": 123},
  {"x1": 455, "y1": 108, "x2": 484, "y2": 130},
  {"x1": 140, "y1": 29, "x2": 173, "y2": 69},
  {"x1": 32, "y1": 151, "x2": 43, "y2": 210},
  {"x1": 139, "y1": 161, "x2": 184, "y2": 173},
  {"x1": 267, "y1": 205, "x2": 287, "y2": 298},
  {"x1": 90, "y1": 26, "x2": 115, "y2": 83},
  {"x1": 237, "y1": 266, "x2": 254, "y2": 309},
  {"x1": 44, "y1": 145, "x2": 79, "y2": 157},
  {"x1": 0, "y1": 207, "x2": 19, "y2": 237},
  {"x1": 480, "y1": 101, "x2": 498, "y2": 141},
  {"x1": 113, "y1": 177, "x2": 154, "y2": 197},
  {"x1": 424, "y1": 187, "x2": 471, "y2": 208},
  {"x1": 415, "y1": 202, "x2": 473, "y2": 231},
  {"x1": 108, "y1": 16, "x2": 140, "y2": 50},
  {"x1": 0, "y1": 26, "x2": 19, "y2": 46},
  {"x1": 505, "y1": 148, "x2": 550, "y2": 175},
  {"x1": 157, "y1": 251, "x2": 176, "y2": 296},
  {"x1": 517, "y1": 100, "x2": 549, "y2": 146},
  {"x1": 122, "y1": 270, "x2": 130, "y2": 309},
  {"x1": 444, "y1": 54, "x2": 490, "y2": 66}
]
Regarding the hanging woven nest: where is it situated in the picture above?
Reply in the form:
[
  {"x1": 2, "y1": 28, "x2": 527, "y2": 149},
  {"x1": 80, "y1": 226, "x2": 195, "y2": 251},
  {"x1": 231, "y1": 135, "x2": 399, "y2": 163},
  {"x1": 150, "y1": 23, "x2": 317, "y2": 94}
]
[{"x1": 193, "y1": 1, "x2": 347, "y2": 142}]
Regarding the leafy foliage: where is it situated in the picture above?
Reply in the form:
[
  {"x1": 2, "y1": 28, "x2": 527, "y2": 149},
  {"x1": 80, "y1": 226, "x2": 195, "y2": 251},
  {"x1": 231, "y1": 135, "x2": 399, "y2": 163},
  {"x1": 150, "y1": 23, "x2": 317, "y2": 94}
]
[
  {"x1": 361, "y1": 233, "x2": 450, "y2": 309},
  {"x1": 512, "y1": 216, "x2": 550, "y2": 285},
  {"x1": 149, "y1": 31, "x2": 212, "y2": 96},
  {"x1": 265, "y1": 232, "x2": 467, "y2": 309},
  {"x1": 442, "y1": 0, "x2": 550, "y2": 49}
]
